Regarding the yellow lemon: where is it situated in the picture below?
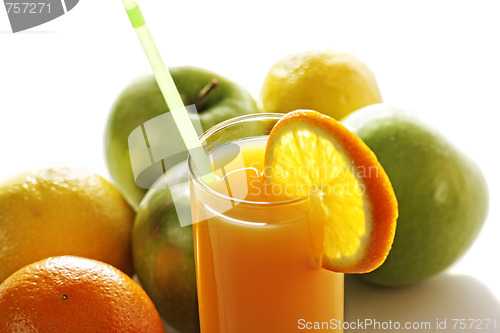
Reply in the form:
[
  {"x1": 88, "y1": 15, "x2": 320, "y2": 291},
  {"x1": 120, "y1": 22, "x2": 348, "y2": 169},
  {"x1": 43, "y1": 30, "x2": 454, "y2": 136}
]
[
  {"x1": 0, "y1": 165, "x2": 135, "y2": 283},
  {"x1": 260, "y1": 49, "x2": 382, "y2": 120}
]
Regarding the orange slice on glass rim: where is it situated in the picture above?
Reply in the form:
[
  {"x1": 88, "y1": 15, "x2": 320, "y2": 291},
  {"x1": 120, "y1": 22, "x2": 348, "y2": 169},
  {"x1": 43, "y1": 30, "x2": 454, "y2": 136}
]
[{"x1": 264, "y1": 110, "x2": 398, "y2": 273}]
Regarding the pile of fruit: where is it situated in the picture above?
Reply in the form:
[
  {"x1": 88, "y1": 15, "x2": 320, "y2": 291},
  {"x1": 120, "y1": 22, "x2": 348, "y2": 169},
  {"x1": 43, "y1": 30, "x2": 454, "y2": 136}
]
[{"x1": 0, "y1": 49, "x2": 489, "y2": 332}]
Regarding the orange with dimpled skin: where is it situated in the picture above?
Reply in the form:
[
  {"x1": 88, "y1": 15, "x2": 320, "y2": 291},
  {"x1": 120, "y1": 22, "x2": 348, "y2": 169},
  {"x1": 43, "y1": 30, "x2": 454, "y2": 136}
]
[{"x1": 0, "y1": 256, "x2": 165, "y2": 333}]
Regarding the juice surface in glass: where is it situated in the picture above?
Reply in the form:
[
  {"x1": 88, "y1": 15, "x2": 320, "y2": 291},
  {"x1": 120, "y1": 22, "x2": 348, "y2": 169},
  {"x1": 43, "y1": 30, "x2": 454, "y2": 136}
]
[{"x1": 189, "y1": 114, "x2": 343, "y2": 333}]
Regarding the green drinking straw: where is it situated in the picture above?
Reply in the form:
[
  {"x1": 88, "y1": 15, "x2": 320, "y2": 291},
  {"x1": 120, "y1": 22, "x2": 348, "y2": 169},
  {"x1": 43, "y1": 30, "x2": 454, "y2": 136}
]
[{"x1": 121, "y1": 0, "x2": 213, "y2": 178}]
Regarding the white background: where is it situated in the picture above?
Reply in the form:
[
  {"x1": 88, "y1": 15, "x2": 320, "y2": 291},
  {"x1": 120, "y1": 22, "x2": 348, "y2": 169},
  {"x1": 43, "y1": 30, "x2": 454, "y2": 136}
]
[{"x1": 1, "y1": 0, "x2": 499, "y2": 330}]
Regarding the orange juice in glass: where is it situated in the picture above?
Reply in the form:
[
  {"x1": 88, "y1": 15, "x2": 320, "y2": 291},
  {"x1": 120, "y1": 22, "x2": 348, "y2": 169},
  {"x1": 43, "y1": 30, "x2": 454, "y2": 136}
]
[{"x1": 189, "y1": 114, "x2": 343, "y2": 333}]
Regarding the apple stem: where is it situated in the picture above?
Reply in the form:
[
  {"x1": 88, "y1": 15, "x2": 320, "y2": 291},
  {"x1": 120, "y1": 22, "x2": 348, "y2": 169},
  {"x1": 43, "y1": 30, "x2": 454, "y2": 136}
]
[{"x1": 196, "y1": 79, "x2": 220, "y2": 111}]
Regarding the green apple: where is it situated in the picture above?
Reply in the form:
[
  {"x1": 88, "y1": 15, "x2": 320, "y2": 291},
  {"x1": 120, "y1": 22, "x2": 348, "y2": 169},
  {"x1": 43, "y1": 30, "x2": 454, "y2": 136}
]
[
  {"x1": 104, "y1": 66, "x2": 259, "y2": 211},
  {"x1": 132, "y1": 163, "x2": 198, "y2": 332},
  {"x1": 342, "y1": 104, "x2": 489, "y2": 286}
]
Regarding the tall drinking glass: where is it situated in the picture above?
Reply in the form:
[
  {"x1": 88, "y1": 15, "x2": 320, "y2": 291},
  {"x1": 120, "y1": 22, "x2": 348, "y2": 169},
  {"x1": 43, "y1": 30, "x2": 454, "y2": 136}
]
[{"x1": 188, "y1": 113, "x2": 343, "y2": 333}]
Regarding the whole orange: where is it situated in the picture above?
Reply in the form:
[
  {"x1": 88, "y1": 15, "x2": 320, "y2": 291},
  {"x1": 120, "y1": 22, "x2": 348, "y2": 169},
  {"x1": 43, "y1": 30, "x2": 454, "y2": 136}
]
[
  {"x1": 0, "y1": 256, "x2": 165, "y2": 333},
  {"x1": 0, "y1": 165, "x2": 135, "y2": 283}
]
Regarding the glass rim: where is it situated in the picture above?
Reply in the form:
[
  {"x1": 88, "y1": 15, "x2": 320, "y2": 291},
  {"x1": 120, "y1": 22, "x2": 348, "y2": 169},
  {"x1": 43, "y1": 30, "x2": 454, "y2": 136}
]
[{"x1": 187, "y1": 113, "x2": 306, "y2": 207}]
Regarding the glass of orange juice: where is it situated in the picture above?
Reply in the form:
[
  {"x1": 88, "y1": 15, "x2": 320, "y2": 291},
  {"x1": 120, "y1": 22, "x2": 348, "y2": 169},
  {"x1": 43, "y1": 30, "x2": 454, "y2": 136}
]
[{"x1": 188, "y1": 113, "x2": 343, "y2": 333}]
